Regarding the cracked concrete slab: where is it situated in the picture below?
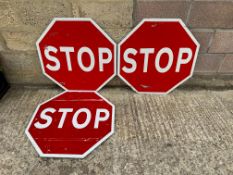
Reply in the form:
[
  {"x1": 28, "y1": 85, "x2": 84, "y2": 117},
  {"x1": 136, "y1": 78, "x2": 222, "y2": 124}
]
[{"x1": 0, "y1": 87, "x2": 233, "y2": 174}]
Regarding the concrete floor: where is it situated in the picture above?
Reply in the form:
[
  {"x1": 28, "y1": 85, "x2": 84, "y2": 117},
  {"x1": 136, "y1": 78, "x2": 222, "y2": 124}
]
[{"x1": 0, "y1": 87, "x2": 233, "y2": 175}]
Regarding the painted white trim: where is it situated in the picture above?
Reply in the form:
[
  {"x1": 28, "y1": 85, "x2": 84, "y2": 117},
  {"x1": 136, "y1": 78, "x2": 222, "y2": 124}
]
[
  {"x1": 36, "y1": 18, "x2": 116, "y2": 92},
  {"x1": 118, "y1": 18, "x2": 200, "y2": 95},
  {"x1": 25, "y1": 91, "x2": 115, "y2": 158}
]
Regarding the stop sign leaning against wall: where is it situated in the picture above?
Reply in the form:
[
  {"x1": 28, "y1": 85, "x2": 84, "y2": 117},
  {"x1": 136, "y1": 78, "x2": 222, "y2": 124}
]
[
  {"x1": 37, "y1": 18, "x2": 116, "y2": 91},
  {"x1": 118, "y1": 19, "x2": 200, "y2": 94}
]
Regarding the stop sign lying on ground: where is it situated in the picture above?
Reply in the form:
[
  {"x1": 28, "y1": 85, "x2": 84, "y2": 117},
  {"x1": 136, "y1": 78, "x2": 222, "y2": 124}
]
[
  {"x1": 37, "y1": 18, "x2": 116, "y2": 91},
  {"x1": 25, "y1": 91, "x2": 114, "y2": 158},
  {"x1": 118, "y1": 19, "x2": 200, "y2": 94}
]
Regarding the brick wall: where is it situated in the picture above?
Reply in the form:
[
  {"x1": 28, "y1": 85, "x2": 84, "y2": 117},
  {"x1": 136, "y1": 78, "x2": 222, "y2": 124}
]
[{"x1": 0, "y1": 0, "x2": 232, "y2": 87}]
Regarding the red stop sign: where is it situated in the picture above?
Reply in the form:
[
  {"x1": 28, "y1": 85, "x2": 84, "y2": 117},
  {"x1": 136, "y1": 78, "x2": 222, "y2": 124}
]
[
  {"x1": 118, "y1": 19, "x2": 200, "y2": 94},
  {"x1": 25, "y1": 91, "x2": 114, "y2": 158},
  {"x1": 37, "y1": 18, "x2": 116, "y2": 91}
]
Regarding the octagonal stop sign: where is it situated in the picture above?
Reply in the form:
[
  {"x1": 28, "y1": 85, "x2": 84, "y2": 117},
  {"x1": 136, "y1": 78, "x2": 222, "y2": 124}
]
[
  {"x1": 37, "y1": 18, "x2": 116, "y2": 91},
  {"x1": 118, "y1": 19, "x2": 200, "y2": 94},
  {"x1": 25, "y1": 91, "x2": 114, "y2": 158}
]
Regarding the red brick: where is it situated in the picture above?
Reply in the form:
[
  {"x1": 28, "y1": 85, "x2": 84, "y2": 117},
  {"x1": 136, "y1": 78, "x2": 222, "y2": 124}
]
[
  {"x1": 188, "y1": 1, "x2": 233, "y2": 28},
  {"x1": 135, "y1": 1, "x2": 190, "y2": 25},
  {"x1": 191, "y1": 29, "x2": 213, "y2": 53},
  {"x1": 194, "y1": 54, "x2": 224, "y2": 74},
  {"x1": 209, "y1": 30, "x2": 233, "y2": 53},
  {"x1": 219, "y1": 54, "x2": 233, "y2": 74}
]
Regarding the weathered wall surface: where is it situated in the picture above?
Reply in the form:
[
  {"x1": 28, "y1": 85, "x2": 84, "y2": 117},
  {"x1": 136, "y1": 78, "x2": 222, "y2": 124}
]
[{"x1": 0, "y1": 0, "x2": 232, "y2": 87}]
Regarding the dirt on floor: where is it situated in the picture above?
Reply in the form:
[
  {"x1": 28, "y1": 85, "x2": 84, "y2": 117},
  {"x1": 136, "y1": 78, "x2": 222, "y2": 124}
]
[{"x1": 0, "y1": 87, "x2": 233, "y2": 175}]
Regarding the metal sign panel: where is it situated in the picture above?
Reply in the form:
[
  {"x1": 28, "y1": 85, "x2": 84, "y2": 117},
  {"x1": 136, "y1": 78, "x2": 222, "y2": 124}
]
[
  {"x1": 25, "y1": 91, "x2": 114, "y2": 158},
  {"x1": 37, "y1": 18, "x2": 116, "y2": 91},
  {"x1": 118, "y1": 19, "x2": 200, "y2": 94}
]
